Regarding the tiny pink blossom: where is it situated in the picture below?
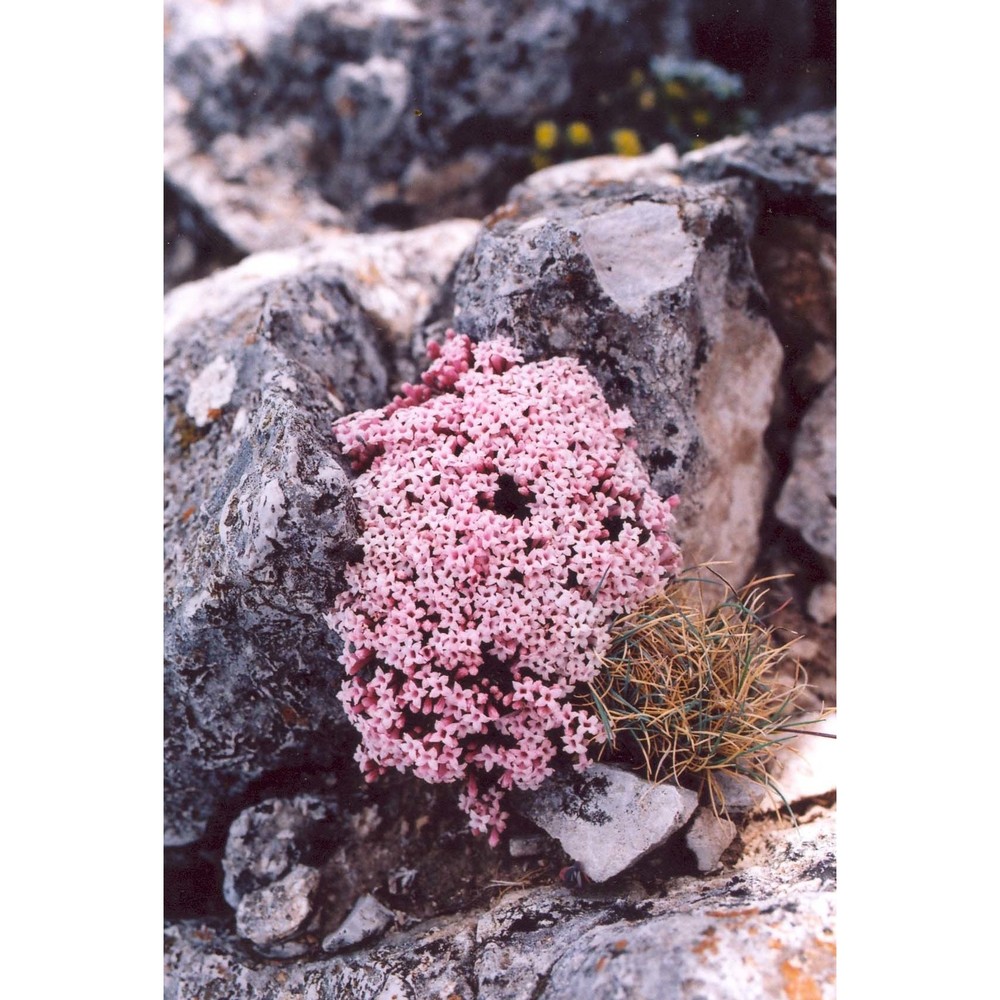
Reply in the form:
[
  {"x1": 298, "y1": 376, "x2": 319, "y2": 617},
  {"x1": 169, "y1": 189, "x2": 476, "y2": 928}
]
[{"x1": 329, "y1": 331, "x2": 682, "y2": 843}]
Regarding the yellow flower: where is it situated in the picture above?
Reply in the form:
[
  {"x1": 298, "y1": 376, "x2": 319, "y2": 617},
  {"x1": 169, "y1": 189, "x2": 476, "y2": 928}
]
[
  {"x1": 534, "y1": 120, "x2": 558, "y2": 151},
  {"x1": 638, "y1": 88, "x2": 656, "y2": 111},
  {"x1": 629, "y1": 68, "x2": 646, "y2": 88},
  {"x1": 689, "y1": 137, "x2": 707, "y2": 150},
  {"x1": 663, "y1": 80, "x2": 687, "y2": 102},
  {"x1": 691, "y1": 108, "x2": 711, "y2": 128},
  {"x1": 531, "y1": 152, "x2": 553, "y2": 171},
  {"x1": 611, "y1": 129, "x2": 643, "y2": 157},
  {"x1": 566, "y1": 121, "x2": 594, "y2": 147}
]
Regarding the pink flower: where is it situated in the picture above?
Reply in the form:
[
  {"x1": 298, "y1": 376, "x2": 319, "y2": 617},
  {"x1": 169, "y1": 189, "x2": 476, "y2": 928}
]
[{"x1": 328, "y1": 331, "x2": 682, "y2": 844}]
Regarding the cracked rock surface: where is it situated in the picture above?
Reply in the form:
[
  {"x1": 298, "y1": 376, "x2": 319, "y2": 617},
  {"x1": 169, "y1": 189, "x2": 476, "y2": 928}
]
[{"x1": 165, "y1": 807, "x2": 836, "y2": 1000}]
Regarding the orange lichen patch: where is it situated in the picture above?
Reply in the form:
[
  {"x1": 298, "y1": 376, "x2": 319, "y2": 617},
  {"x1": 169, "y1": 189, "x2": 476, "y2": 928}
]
[
  {"x1": 205, "y1": 407, "x2": 223, "y2": 422},
  {"x1": 191, "y1": 926, "x2": 214, "y2": 942},
  {"x1": 611, "y1": 939, "x2": 629, "y2": 953},
  {"x1": 706, "y1": 908, "x2": 760, "y2": 919},
  {"x1": 275, "y1": 971, "x2": 288, "y2": 985},
  {"x1": 180, "y1": 506, "x2": 197, "y2": 523},
  {"x1": 814, "y1": 934, "x2": 837, "y2": 957},
  {"x1": 692, "y1": 927, "x2": 719, "y2": 957},
  {"x1": 780, "y1": 959, "x2": 822, "y2": 1000},
  {"x1": 594, "y1": 956, "x2": 609, "y2": 973}
]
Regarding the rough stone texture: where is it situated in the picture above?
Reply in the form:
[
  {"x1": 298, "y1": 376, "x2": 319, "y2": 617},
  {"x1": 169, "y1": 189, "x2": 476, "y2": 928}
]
[
  {"x1": 222, "y1": 795, "x2": 337, "y2": 908},
  {"x1": 165, "y1": 1, "x2": 833, "y2": 276},
  {"x1": 164, "y1": 259, "x2": 384, "y2": 846},
  {"x1": 164, "y1": 0, "x2": 667, "y2": 247},
  {"x1": 448, "y1": 179, "x2": 784, "y2": 585},
  {"x1": 235, "y1": 864, "x2": 321, "y2": 947},
  {"x1": 681, "y1": 110, "x2": 836, "y2": 226},
  {"x1": 512, "y1": 765, "x2": 699, "y2": 883},
  {"x1": 685, "y1": 808, "x2": 738, "y2": 873},
  {"x1": 775, "y1": 377, "x2": 836, "y2": 565},
  {"x1": 165, "y1": 806, "x2": 836, "y2": 1000},
  {"x1": 322, "y1": 893, "x2": 396, "y2": 953}
]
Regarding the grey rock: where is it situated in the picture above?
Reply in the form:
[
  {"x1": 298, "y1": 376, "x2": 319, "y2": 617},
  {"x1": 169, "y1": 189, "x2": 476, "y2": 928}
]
[
  {"x1": 684, "y1": 808, "x2": 737, "y2": 873},
  {"x1": 166, "y1": 806, "x2": 836, "y2": 1000},
  {"x1": 235, "y1": 864, "x2": 321, "y2": 948},
  {"x1": 776, "y1": 377, "x2": 836, "y2": 563},
  {"x1": 322, "y1": 894, "x2": 396, "y2": 953},
  {"x1": 163, "y1": 250, "x2": 389, "y2": 846},
  {"x1": 449, "y1": 180, "x2": 783, "y2": 586},
  {"x1": 512, "y1": 765, "x2": 698, "y2": 883},
  {"x1": 222, "y1": 795, "x2": 336, "y2": 909},
  {"x1": 713, "y1": 772, "x2": 771, "y2": 815},
  {"x1": 165, "y1": 0, "x2": 664, "y2": 238},
  {"x1": 682, "y1": 110, "x2": 836, "y2": 225}
]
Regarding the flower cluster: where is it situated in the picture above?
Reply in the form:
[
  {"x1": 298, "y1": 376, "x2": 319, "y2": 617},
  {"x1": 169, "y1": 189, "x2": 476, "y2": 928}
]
[{"x1": 329, "y1": 332, "x2": 682, "y2": 844}]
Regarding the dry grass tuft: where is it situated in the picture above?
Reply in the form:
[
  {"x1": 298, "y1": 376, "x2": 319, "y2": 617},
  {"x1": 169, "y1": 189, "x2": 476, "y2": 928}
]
[{"x1": 581, "y1": 568, "x2": 829, "y2": 816}]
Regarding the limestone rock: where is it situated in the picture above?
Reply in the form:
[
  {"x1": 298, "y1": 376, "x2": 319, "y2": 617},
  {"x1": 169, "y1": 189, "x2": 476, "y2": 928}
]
[
  {"x1": 449, "y1": 180, "x2": 783, "y2": 586},
  {"x1": 164, "y1": 252, "x2": 388, "y2": 846},
  {"x1": 682, "y1": 110, "x2": 836, "y2": 225},
  {"x1": 235, "y1": 864, "x2": 321, "y2": 948},
  {"x1": 772, "y1": 712, "x2": 837, "y2": 804},
  {"x1": 165, "y1": 806, "x2": 837, "y2": 1000},
  {"x1": 776, "y1": 377, "x2": 836, "y2": 564},
  {"x1": 685, "y1": 808, "x2": 738, "y2": 873},
  {"x1": 512, "y1": 765, "x2": 699, "y2": 883},
  {"x1": 222, "y1": 796, "x2": 336, "y2": 909},
  {"x1": 322, "y1": 894, "x2": 396, "y2": 953}
]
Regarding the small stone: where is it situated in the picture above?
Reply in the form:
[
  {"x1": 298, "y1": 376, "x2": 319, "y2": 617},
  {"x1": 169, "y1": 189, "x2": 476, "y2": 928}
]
[
  {"x1": 685, "y1": 808, "x2": 737, "y2": 873},
  {"x1": 808, "y1": 582, "x2": 837, "y2": 625},
  {"x1": 222, "y1": 796, "x2": 334, "y2": 909},
  {"x1": 713, "y1": 772, "x2": 771, "y2": 815},
  {"x1": 508, "y1": 834, "x2": 551, "y2": 859},
  {"x1": 322, "y1": 894, "x2": 395, "y2": 953},
  {"x1": 513, "y1": 764, "x2": 698, "y2": 882},
  {"x1": 235, "y1": 864, "x2": 320, "y2": 948}
]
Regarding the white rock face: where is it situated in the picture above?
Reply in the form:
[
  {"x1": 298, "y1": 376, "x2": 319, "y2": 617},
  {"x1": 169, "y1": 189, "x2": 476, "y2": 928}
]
[
  {"x1": 235, "y1": 864, "x2": 320, "y2": 948},
  {"x1": 772, "y1": 713, "x2": 837, "y2": 804},
  {"x1": 514, "y1": 764, "x2": 699, "y2": 882},
  {"x1": 685, "y1": 808, "x2": 738, "y2": 872},
  {"x1": 322, "y1": 894, "x2": 396, "y2": 953}
]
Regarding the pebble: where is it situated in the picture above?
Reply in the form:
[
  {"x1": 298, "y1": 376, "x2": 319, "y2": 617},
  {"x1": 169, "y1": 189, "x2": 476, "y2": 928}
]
[{"x1": 322, "y1": 894, "x2": 396, "y2": 953}]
